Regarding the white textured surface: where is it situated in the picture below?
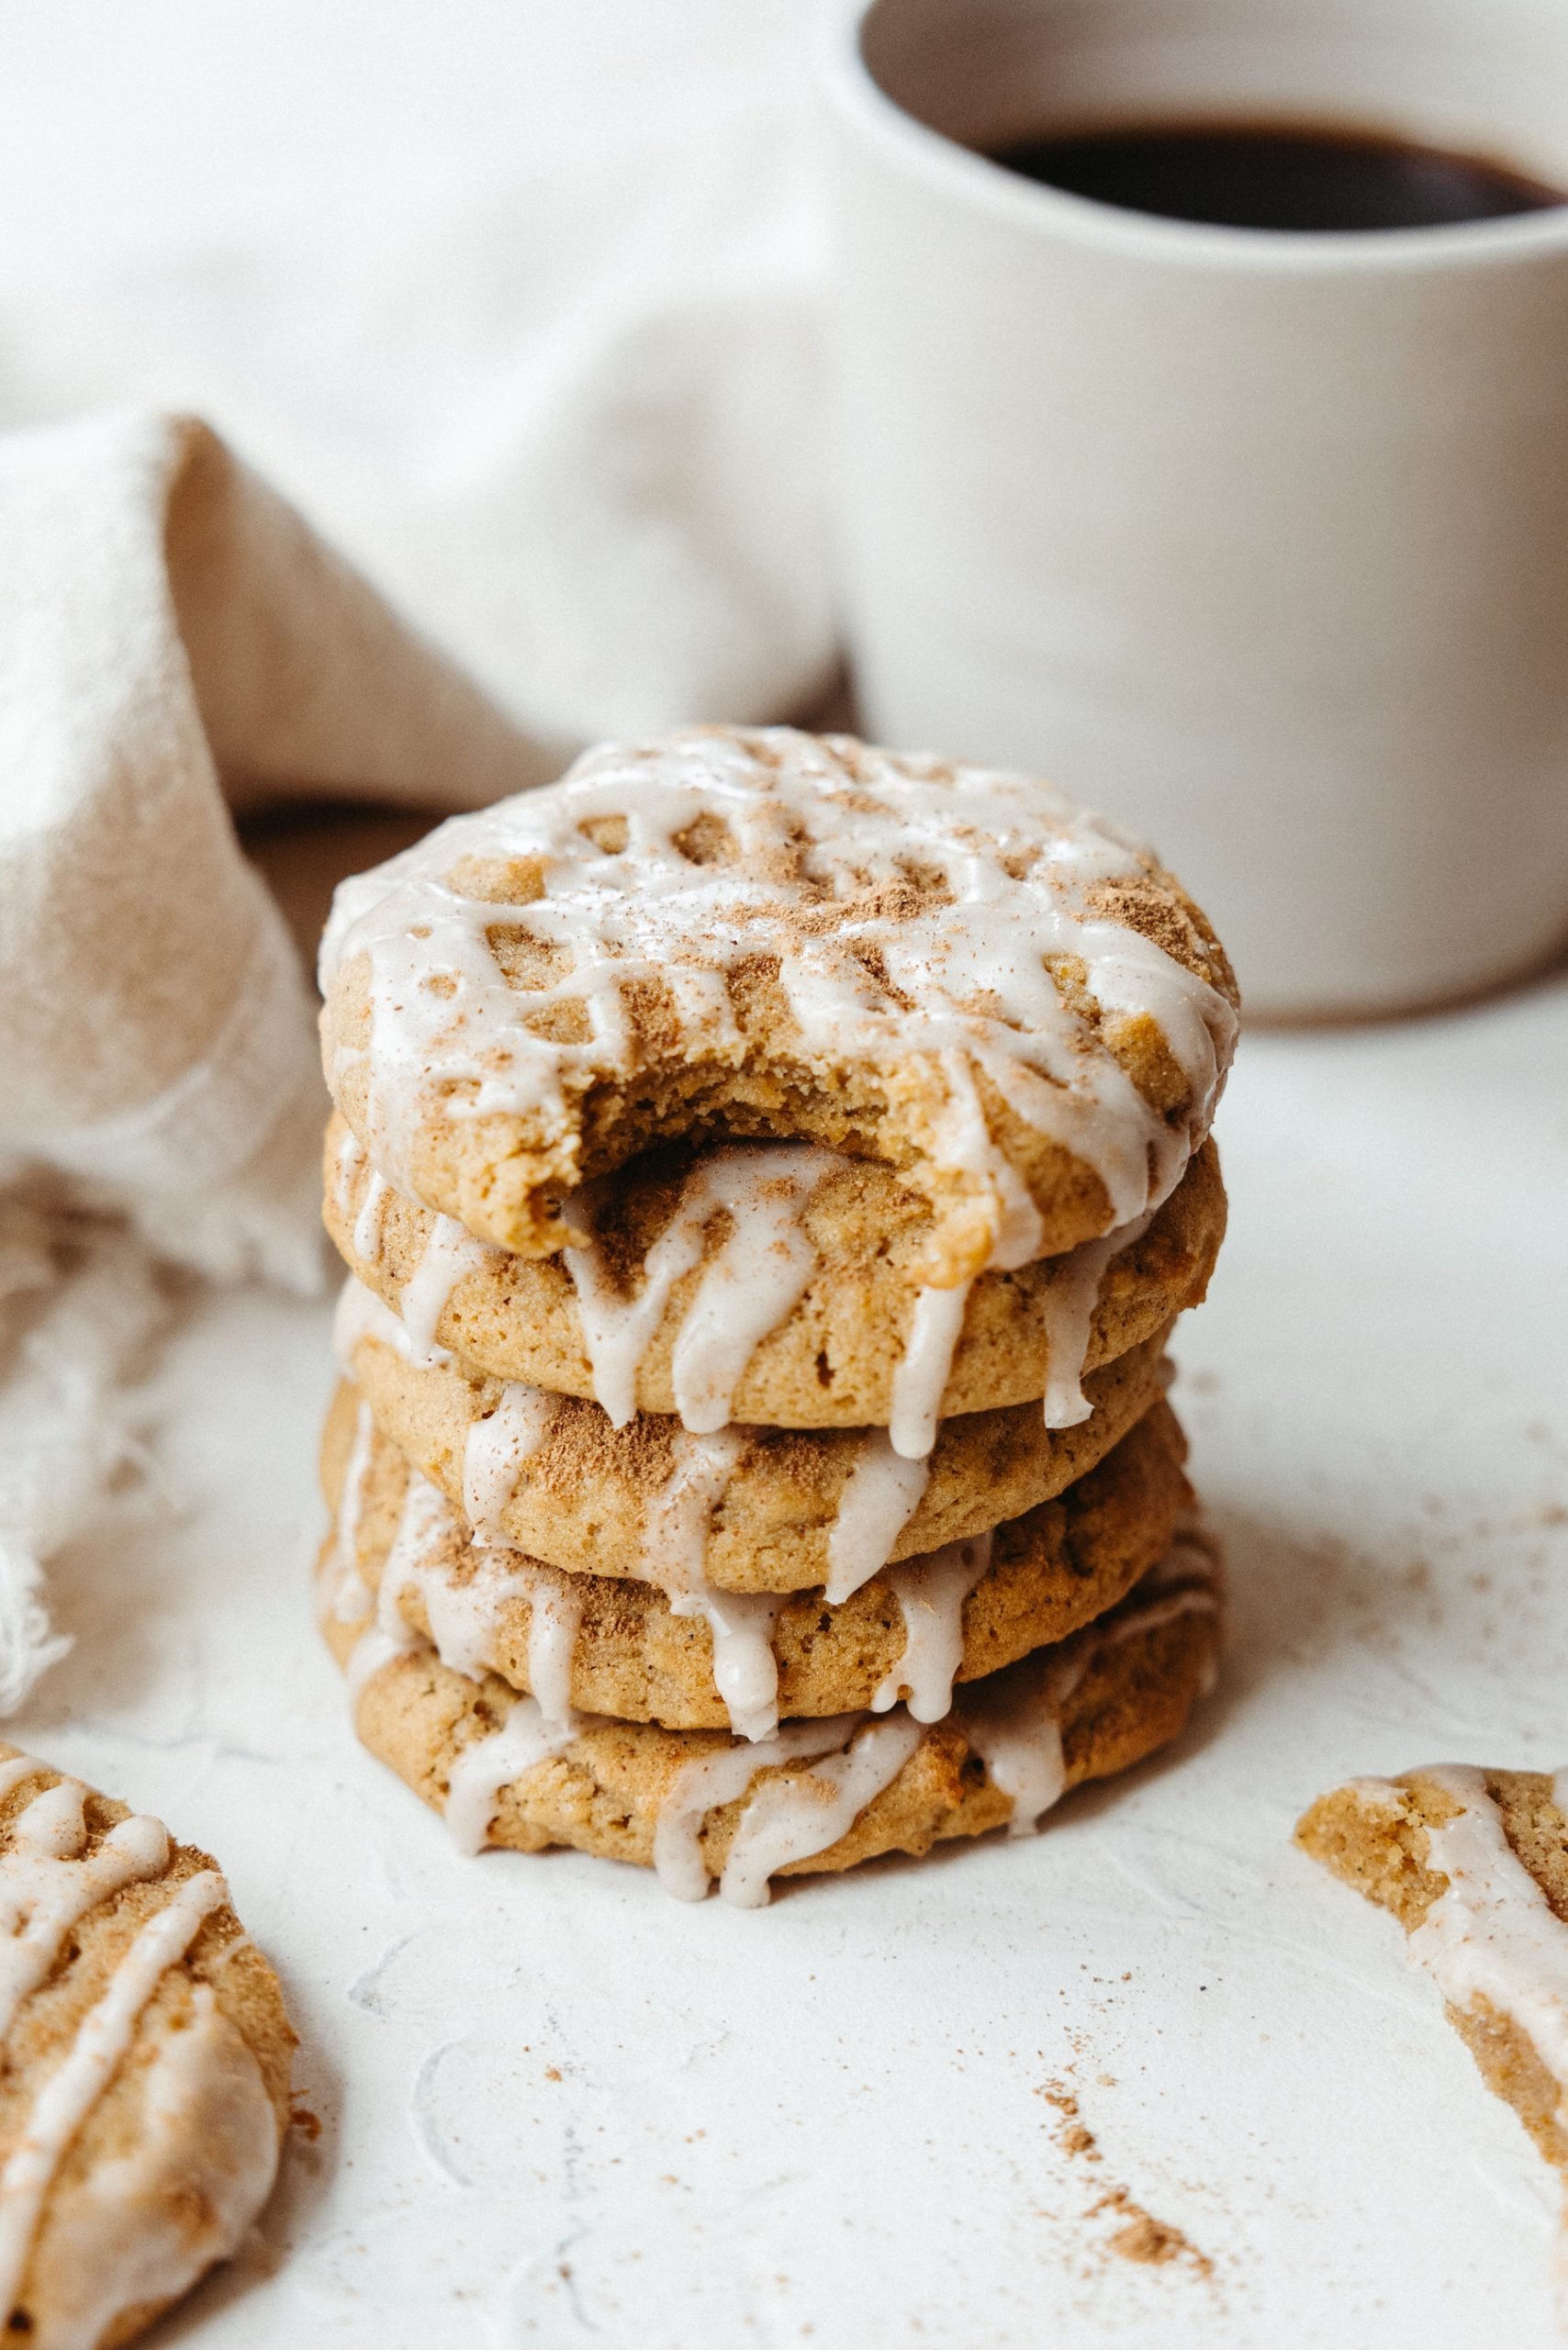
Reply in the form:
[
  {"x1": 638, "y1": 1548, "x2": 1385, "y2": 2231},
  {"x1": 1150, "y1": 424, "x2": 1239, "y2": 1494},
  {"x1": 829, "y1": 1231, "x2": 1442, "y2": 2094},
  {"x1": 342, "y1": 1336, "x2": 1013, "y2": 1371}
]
[{"x1": 13, "y1": 970, "x2": 1568, "y2": 2347}]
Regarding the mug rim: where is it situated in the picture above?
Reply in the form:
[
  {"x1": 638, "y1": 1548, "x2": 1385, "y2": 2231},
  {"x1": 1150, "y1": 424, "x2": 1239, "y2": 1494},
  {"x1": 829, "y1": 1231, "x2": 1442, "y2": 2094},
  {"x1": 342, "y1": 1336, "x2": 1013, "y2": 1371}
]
[{"x1": 820, "y1": 0, "x2": 1568, "y2": 274}]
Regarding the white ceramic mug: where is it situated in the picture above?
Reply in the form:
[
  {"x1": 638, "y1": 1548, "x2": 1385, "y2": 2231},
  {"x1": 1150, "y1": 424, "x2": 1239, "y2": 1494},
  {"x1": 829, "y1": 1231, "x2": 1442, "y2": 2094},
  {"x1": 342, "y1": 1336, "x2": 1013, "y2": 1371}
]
[{"x1": 821, "y1": 0, "x2": 1568, "y2": 1016}]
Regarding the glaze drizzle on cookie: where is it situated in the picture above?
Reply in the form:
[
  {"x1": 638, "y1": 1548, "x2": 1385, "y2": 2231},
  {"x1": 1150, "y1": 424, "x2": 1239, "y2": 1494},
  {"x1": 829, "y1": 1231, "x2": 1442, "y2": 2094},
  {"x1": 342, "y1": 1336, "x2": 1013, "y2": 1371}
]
[
  {"x1": 320, "y1": 727, "x2": 1236, "y2": 1275},
  {"x1": 0, "y1": 1757, "x2": 280, "y2": 2339}
]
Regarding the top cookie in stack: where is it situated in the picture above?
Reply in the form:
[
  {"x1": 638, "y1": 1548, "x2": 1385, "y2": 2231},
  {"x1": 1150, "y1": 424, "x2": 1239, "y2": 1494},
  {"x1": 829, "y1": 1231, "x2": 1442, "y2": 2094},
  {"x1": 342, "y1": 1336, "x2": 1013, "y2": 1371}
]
[{"x1": 314, "y1": 727, "x2": 1238, "y2": 1904}]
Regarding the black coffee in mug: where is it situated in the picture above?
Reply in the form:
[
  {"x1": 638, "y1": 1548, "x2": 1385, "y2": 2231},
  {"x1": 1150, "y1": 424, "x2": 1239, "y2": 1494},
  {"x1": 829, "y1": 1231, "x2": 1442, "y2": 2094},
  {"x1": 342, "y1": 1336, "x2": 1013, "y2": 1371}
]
[{"x1": 989, "y1": 119, "x2": 1566, "y2": 232}]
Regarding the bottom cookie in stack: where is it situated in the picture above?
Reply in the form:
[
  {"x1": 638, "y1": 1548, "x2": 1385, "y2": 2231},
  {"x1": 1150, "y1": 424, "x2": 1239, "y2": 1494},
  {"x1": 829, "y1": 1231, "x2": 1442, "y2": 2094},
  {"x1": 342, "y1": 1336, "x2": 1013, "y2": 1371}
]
[{"x1": 315, "y1": 1383, "x2": 1222, "y2": 1908}]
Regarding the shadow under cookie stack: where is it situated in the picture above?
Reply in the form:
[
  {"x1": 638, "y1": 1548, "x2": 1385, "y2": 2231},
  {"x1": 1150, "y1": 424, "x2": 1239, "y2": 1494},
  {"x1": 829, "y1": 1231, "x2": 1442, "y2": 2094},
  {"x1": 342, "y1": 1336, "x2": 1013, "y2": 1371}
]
[{"x1": 312, "y1": 728, "x2": 1238, "y2": 1908}]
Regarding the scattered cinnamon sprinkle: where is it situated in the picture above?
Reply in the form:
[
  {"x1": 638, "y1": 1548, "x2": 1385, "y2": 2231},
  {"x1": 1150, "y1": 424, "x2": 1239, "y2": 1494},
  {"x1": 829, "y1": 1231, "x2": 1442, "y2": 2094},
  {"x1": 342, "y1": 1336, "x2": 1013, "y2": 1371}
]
[
  {"x1": 1038, "y1": 2080, "x2": 1214, "y2": 2282},
  {"x1": 1092, "y1": 2184, "x2": 1214, "y2": 2276}
]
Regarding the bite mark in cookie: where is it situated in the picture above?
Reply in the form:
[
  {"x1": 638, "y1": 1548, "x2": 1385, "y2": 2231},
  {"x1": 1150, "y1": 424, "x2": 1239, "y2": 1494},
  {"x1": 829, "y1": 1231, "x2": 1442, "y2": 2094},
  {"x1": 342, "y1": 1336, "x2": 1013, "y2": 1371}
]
[{"x1": 319, "y1": 727, "x2": 1238, "y2": 1274}]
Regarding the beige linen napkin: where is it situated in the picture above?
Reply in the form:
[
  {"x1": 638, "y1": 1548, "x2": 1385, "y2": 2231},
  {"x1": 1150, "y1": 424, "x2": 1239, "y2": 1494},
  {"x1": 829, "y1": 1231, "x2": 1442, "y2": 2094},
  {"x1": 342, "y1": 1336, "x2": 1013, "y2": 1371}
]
[{"x1": 0, "y1": 408, "x2": 557, "y2": 1704}]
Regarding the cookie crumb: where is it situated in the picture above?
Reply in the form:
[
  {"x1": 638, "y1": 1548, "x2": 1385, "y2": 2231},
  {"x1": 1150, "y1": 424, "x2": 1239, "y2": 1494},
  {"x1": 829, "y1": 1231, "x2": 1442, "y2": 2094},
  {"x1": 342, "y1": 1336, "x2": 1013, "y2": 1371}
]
[{"x1": 288, "y1": 2102, "x2": 322, "y2": 2142}]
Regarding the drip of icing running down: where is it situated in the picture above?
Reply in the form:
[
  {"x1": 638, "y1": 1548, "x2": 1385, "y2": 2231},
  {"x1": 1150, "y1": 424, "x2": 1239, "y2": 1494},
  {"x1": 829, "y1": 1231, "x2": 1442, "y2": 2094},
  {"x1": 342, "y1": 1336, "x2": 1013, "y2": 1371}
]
[
  {"x1": 963, "y1": 1658, "x2": 1081, "y2": 1837},
  {"x1": 873, "y1": 1533, "x2": 992, "y2": 1721},
  {"x1": 333, "y1": 1274, "x2": 453, "y2": 1374},
  {"x1": 443, "y1": 1696, "x2": 581, "y2": 1856},
  {"x1": 964, "y1": 1551, "x2": 1220, "y2": 1833},
  {"x1": 565, "y1": 1145, "x2": 831, "y2": 1431},
  {"x1": 462, "y1": 1383, "x2": 557, "y2": 1548},
  {"x1": 351, "y1": 1169, "x2": 389, "y2": 1264},
  {"x1": 651, "y1": 1716, "x2": 865, "y2": 1903},
  {"x1": 398, "y1": 1215, "x2": 499, "y2": 1356},
  {"x1": 1036, "y1": 1208, "x2": 1155, "y2": 1430},
  {"x1": 521, "y1": 1577, "x2": 585, "y2": 1731},
  {"x1": 0, "y1": 1759, "x2": 270, "y2": 2333},
  {"x1": 888, "y1": 1281, "x2": 972, "y2": 1460},
  {"x1": 823, "y1": 1433, "x2": 930, "y2": 1606},
  {"x1": 641, "y1": 1430, "x2": 781, "y2": 1741},
  {"x1": 31, "y1": 1982, "x2": 278, "y2": 2350},
  {"x1": 315, "y1": 1397, "x2": 376, "y2": 1630},
  {"x1": 332, "y1": 1122, "x2": 364, "y2": 1219},
  {"x1": 1355, "y1": 1764, "x2": 1568, "y2": 2108},
  {"x1": 718, "y1": 1718, "x2": 924, "y2": 1908},
  {"x1": 319, "y1": 731, "x2": 1237, "y2": 1270},
  {"x1": 0, "y1": 1867, "x2": 231, "y2": 2329},
  {"x1": 344, "y1": 1470, "x2": 454, "y2": 1710},
  {"x1": 353, "y1": 1463, "x2": 585, "y2": 1731},
  {"x1": 0, "y1": 1772, "x2": 172, "y2": 2042}
]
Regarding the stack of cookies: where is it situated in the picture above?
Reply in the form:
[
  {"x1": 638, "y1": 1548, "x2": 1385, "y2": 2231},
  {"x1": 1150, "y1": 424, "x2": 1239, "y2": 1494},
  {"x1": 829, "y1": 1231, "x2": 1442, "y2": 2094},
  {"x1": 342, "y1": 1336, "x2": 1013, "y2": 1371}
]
[{"x1": 311, "y1": 728, "x2": 1238, "y2": 1907}]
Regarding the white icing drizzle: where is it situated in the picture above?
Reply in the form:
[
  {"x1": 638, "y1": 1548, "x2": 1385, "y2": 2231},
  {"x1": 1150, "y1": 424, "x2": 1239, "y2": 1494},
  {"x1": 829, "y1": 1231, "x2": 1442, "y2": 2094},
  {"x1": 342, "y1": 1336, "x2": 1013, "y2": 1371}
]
[
  {"x1": 965, "y1": 1543, "x2": 1220, "y2": 1836},
  {"x1": 0, "y1": 1829, "x2": 230, "y2": 2329},
  {"x1": 1357, "y1": 1764, "x2": 1568, "y2": 2116},
  {"x1": 332, "y1": 1121, "x2": 364, "y2": 1219},
  {"x1": 345, "y1": 1469, "x2": 456, "y2": 1707},
  {"x1": 719, "y1": 1718, "x2": 923, "y2": 1909},
  {"x1": 320, "y1": 728, "x2": 1236, "y2": 1269},
  {"x1": 315, "y1": 1397, "x2": 376, "y2": 1631},
  {"x1": 823, "y1": 1432, "x2": 931, "y2": 1606},
  {"x1": 964, "y1": 1660, "x2": 1080, "y2": 1838},
  {"x1": 565, "y1": 1144, "x2": 830, "y2": 1432},
  {"x1": 1037, "y1": 1207, "x2": 1155, "y2": 1430},
  {"x1": 461, "y1": 1382, "x2": 557, "y2": 1548},
  {"x1": 333, "y1": 1271, "x2": 454, "y2": 1374},
  {"x1": 443, "y1": 1697, "x2": 579, "y2": 1857},
  {"x1": 888, "y1": 1280, "x2": 972, "y2": 1460},
  {"x1": 351, "y1": 1168, "x2": 389, "y2": 1263},
  {"x1": 873, "y1": 1532, "x2": 992, "y2": 1723},
  {"x1": 0, "y1": 1782, "x2": 172, "y2": 2042},
  {"x1": 688, "y1": 1590, "x2": 783, "y2": 1746},
  {"x1": 31, "y1": 1986, "x2": 277, "y2": 2350},
  {"x1": 398, "y1": 1214, "x2": 498, "y2": 1357},
  {"x1": 642, "y1": 1431, "x2": 745, "y2": 1595},
  {"x1": 419, "y1": 1552, "x2": 532, "y2": 1684},
  {"x1": 522, "y1": 1577, "x2": 585, "y2": 1733},
  {"x1": 641, "y1": 1430, "x2": 781, "y2": 1741},
  {"x1": 351, "y1": 1468, "x2": 585, "y2": 1737},
  {"x1": 652, "y1": 1716, "x2": 865, "y2": 1904}
]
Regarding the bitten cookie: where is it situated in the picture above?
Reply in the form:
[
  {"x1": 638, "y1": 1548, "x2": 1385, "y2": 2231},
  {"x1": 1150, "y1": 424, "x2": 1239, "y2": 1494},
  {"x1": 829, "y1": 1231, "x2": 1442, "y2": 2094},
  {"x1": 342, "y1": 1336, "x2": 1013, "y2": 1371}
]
[
  {"x1": 1297, "y1": 1766, "x2": 1568, "y2": 2176},
  {"x1": 0, "y1": 1747, "x2": 294, "y2": 2347},
  {"x1": 320, "y1": 1387, "x2": 1192, "y2": 1737},
  {"x1": 325, "y1": 1116, "x2": 1225, "y2": 1435},
  {"x1": 319, "y1": 726, "x2": 1238, "y2": 1276},
  {"x1": 320, "y1": 1533, "x2": 1222, "y2": 1906}
]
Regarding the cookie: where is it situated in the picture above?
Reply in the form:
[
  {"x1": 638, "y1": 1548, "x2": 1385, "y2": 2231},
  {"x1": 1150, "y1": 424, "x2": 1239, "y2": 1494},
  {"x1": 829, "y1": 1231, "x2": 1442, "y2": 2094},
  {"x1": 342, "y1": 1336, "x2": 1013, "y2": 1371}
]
[
  {"x1": 319, "y1": 1530, "x2": 1221, "y2": 1905},
  {"x1": 1297, "y1": 1766, "x2": 1568, "y2": 2175},
  {"x1": 0, "y1": 1746, "x2": 294, "y2": 2347},
  {"x1": 320, "y1": 1387, "x2": 1191, "y2": 1738},
  {"x1": 325, "y1": 1116, "x2": 1224, "y2": 1437},
  {"x1": 319, "y1": 727, "x2": 1238, "y2": 1277},
  {"x1": 334, "y1": 1283, "x2": 1176, "y2": 1594}
]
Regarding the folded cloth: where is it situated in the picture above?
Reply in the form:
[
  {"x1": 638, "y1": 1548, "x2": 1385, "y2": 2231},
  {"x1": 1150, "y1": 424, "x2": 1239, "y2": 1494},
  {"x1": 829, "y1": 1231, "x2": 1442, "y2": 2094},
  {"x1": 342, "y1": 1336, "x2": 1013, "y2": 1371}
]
[
  {"x1": 0, "y1": 2, "x2": 831, "y2": 748},
  {"x1": 0, "y1": 407, "x2": 554, "y2": 1702}
]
